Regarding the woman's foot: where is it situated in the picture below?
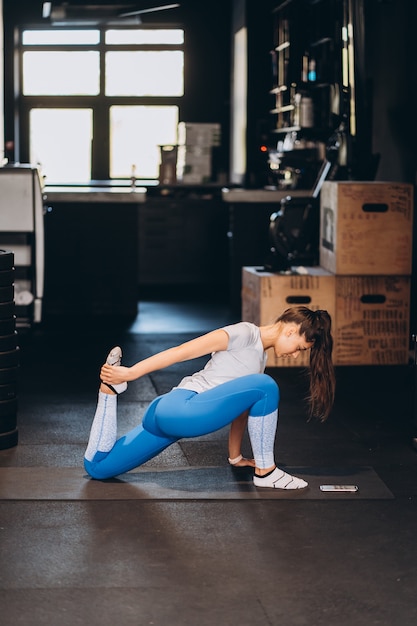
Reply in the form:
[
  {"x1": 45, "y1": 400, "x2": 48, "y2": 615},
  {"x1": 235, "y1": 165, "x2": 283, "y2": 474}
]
[
  {"x1": 253, "y1": 467, "x2": 308, "y2": 489},
  {"x1": 101, "y1": 346, "x2": 127, "y2": 395},
  {"x1": 106, "y1": 346, "x2": 122, "y2": 367},
  {"x1": 228, "y1": 454, "x2": 256, "y2": 468}
]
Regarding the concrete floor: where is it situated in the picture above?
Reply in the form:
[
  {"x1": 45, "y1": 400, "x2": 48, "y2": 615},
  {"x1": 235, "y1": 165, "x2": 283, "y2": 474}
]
[{"x1": 1, "y1": 297, "x2": 417, "y2": 626}]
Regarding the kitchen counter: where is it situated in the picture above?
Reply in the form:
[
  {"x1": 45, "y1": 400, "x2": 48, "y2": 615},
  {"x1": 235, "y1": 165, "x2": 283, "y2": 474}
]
[
  {"x1": 221, "y1": 187, "x2": 312, "y2": 203},
  {"x1": 44, "y1": 186, "x2": 147, "y2": 203}
]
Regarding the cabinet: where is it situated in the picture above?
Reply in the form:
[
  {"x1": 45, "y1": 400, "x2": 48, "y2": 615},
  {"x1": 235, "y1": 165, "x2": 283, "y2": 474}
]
[
  {"x1": 43, "y1": 193, "x2": 143, "y2": 319},
  {"x1": 138, "y1": 190, "x2": 229, "y2": 290},
  {"x1": 0, "y1": 165, "x2": 45, "y2": 327}
]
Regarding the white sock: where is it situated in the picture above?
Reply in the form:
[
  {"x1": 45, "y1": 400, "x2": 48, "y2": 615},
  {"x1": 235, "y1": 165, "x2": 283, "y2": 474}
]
[
  {"x1": 253, "y1": 467, "x2": 308, "y2": 490},
  {"x1": 84, "y1": 391, "x2": 118, "y2": 461}
]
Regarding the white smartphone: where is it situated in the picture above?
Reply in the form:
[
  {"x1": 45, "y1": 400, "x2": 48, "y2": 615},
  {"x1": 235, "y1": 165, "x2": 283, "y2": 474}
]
[{"x1": 320, "y1": 484, "x2": 358, "y2": 492}]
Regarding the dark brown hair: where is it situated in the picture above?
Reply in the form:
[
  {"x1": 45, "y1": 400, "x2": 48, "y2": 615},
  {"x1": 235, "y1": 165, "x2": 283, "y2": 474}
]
[{"x1": 276, "y1": 306, "x2": 336, "y2": 422}]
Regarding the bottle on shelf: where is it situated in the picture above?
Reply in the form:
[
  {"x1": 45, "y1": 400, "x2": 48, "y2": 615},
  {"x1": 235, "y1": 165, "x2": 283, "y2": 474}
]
[
  {"x1": 302, "y1": 52, "x2": 309, "y2": 83},
  {"x1": 292, "y1": 92, "x2": 301, "y2": 127},
  {"x1": 308, "y1": 58, "x2": 317, "y2": 82},
  {"x1": 300, "y1": 95, "x2": 314, "y2": 128}
]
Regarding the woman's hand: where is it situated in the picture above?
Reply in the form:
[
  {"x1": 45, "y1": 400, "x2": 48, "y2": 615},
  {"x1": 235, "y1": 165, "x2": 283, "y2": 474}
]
[{"x1": 100, "y1": 363, "x2": 131, "y2": 385}]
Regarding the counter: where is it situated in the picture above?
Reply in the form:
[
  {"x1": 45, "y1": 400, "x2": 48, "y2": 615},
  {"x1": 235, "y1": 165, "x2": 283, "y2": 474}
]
[
  {"x1": 43, "y1": 187, "x2": 145, "y2": 319},
  {"x1": 45, "y1": 186, "x2": 147, "y2": 203},
  {"x1": 222, "y1": 187, "x2": 312, "y2": 203}
]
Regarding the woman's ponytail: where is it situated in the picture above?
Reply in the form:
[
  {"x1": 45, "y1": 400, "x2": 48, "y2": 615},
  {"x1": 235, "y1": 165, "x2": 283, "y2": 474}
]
[
  {"x1": 308, "y1": 310, "x2": 335, "y2": 421},
  {"x1": 276, "y1": 307, "x2": 336, "y2": 421}
]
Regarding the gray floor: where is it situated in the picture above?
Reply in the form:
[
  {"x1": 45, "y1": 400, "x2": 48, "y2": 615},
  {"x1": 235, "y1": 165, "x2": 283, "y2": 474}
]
[{"x1": 1, "y1": 296, "x2": 417, "y2": 626}]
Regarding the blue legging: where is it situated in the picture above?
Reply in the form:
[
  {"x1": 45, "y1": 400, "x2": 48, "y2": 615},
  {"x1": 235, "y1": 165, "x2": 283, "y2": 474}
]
[{"x1": 84, "y1": 373, "x2": 279, "y2": 480}]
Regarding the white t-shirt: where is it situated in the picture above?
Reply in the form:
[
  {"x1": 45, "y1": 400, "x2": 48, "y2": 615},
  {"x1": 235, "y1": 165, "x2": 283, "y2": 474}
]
[{"x1": 175, "y1": 322, "x2": 267, "y2": 393}]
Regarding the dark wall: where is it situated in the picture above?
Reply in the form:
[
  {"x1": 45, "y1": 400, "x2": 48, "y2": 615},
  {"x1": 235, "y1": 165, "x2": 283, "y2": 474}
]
[{"x1": 366, "y1": 0, "x2": 416, "y2": 184}]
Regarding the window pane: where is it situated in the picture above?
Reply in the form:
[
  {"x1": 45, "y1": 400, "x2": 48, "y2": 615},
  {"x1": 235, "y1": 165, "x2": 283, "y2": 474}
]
[
  {"x1": 22, "y1": 30, "x2": 100, "y2": 45},
  {"x1": 105, "y1": 51, "x2": 183, "y2": 96},
  {"x1": 30, "y1": 109, "x2": 93, "y2": 183},
  {"x1": 105, "y1": 29, "x2": 184, "y2": 45},
  {"x1": 110, "y1": 106, "x2": 178, "y2": 179},
  {"x1": 23, "y1": 51, "x2": 100, "y2": 95}
]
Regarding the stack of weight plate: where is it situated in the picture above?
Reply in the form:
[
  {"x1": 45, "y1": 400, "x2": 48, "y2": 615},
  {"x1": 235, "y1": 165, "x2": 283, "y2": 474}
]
[{"x1": 0, "y1": 250, "x2": 19, "y2": 450}]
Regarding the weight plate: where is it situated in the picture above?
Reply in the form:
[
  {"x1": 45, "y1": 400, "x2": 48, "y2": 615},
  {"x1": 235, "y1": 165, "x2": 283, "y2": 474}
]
[
  {"x1": 0, "y1": 317, "x2": 16, "y2": 336},
  {"x1": 0, "y1": 383, "x2": 17, "y2": 400},
  {"x1": 0, "y1": 270, "x2": 14, "y2": 287},
  {"x1": 0, "y1": 285, "x2": 14, "y2": 303},
  {"x1": 0, "y1": 427, "x2": 18, "y2": 450},
  {"x1": 0, "y1": 250, "x2": 14, "y2": 271},
  {"x1": 0, "y1": 348, "x2": 20, "y2": 368},
  {"x1": 0, "y1": 333, "x2": 18, "y2": 352},
  {"x1": 0, "y1": 367, "x2": 19, "y2": 384},
  {"x1": 0, "y1": 397, "x2": 18, "y2": 416},
  {"x1": 0, "y1": 413, "x2": 17, "y2": 433},
  {"x1": 0, "y1": 302, "x2": 15, "y2": 320}
]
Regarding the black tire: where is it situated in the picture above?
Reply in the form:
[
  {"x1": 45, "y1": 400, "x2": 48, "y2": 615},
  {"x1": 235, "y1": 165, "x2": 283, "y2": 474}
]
[
  {"x1": 0, "y1": 348, "x2": 20, "y2": 368},
  {"x1": 0, "y1": 270, "x2": 14, "y2": 287},
  {"x1": 0, "y1": 250, "x2": 14, "y2": 271},
  {"x1": 0, "y1": 285, "x2": 14, "y2": 303},
  {"x1": 0, "y1": 367, "x2": 19, "y2": 384},
  {"x1": 0, "y1": 333, "x2": 18, "y2": 352},
  {"x1": 0, "y1": 317, "x2": 16, "y2": 336},
  {"x1": 0, "y1": 427, "x2": 18, "y2": 450},
  {"x1": 0, "y1": 383, "x2": 17, "y2": 401}
]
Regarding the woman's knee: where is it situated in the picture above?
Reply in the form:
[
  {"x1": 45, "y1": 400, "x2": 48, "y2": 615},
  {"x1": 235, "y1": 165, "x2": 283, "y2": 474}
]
[
  {"x1": 142, "y1": 396, "x2": 167, "y2": 437},
  {"x1": 254, "y1": 373, "x2": 279, "y2": 398},
  {"x1": 250, "y1": 374, "x2": 279, "y2": 414}
]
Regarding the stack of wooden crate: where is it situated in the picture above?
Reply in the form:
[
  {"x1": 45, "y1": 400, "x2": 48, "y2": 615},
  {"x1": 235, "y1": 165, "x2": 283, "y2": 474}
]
[{"x1": 242, "y1": 181, "x2": 414, "y2": 367}]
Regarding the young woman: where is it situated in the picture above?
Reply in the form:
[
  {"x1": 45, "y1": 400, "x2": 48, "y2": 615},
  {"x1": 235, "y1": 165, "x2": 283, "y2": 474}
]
[{"x1": 84, "y1": 306, "x2": 335, "y2": 489}]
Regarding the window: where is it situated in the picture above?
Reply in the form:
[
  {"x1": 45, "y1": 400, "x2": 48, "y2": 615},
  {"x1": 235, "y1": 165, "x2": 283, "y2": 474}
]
[
  {"x1": 30, "y1": 109, "x2": 93, "y2": 183},
  {"x1": 18, "y1": 28, "x2": 184, "y2": 184},
  {"x1": 105, "y1": 51, "x2": 184, "y2": 97},
  {"x1": 23, "y1": 51, "x2": 100, "y2": 95},
  {"x1": 110, "y1": 105, "x2": 178, "y2": 179}
]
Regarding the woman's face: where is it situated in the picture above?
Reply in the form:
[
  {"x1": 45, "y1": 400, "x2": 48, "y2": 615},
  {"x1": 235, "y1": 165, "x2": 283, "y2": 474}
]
[{"x1": 274, "y1": 323, "x2": 313, "y2": 359}]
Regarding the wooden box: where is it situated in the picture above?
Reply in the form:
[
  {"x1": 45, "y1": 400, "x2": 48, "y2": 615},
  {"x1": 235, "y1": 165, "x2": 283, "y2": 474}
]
[
  {"x1": 242, "y1": 267, "x2": 411, "y2": 367},
  {"x1": 241, "y1": 266, "x2": 336, "y2": 367},
  {"x1": 333, "y1": 275, "x2": 411, "y2": 365},
  {"x1": 320, "y1": 181, "x2": 414, "y2": 275}
]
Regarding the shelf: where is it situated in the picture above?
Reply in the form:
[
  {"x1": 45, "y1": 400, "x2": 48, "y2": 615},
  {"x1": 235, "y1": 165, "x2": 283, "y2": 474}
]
[
  {"x1": 272, "y1": 126, "x2": 334, "y2": 140},
  {"x1": 270, "y1": 85, "x2": 288, "y2": 94},
  {"x1": 275, "y1": 41, "x2": 290, "y2": 52},
  {"x1": 273, "y1": 125, "x2": 301, "y2": 134},
  {"x1": 270, "y1": 104, "x2": 295, "y2": 114},
  {"x1": 311, "y1": 36, "x2": 333, "y2": 48}
]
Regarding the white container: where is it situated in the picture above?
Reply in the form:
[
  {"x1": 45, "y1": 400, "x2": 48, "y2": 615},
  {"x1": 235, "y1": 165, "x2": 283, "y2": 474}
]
[{"x1": 300, "y1": 96, "x2": 314, "y2": 128}]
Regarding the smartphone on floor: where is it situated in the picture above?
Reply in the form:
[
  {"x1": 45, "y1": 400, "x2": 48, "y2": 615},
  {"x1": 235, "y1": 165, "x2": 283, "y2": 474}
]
[{"x1": 320, "y1": 484, "x2": 358, "y2": 492}]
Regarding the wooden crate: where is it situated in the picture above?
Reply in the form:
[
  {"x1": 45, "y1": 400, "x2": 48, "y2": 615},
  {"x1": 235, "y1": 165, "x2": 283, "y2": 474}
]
[
  {"x1": 320, "y1": 181, "x2": 413, "y2": 275},
  {"x1": 333, "y1": 275, "x2": 410, "y2": 365},
  {"x1": 242, "y1": 267, "x2": 411, "y2": 367},
  {"x1": 241, "y1": 266, "x2": 336, "y2": 367}
]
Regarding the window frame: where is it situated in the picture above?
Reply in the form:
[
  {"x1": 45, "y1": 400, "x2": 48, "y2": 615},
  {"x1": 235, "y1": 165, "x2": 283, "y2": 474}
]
[{"x1": 16, "y1": 25, "x2": 184, "y2": 183}]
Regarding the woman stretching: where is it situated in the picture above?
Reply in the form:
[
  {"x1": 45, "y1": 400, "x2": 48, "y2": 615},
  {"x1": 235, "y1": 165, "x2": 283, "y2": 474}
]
[{"x1": 84, "y1": 306, "x2": 335, "y2": 489}]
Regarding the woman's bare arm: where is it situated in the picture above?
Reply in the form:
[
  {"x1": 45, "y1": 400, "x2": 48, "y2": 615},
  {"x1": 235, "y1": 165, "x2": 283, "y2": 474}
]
[{"x1": 100, "y1": 328, "x2": 229, "y2": 386}]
